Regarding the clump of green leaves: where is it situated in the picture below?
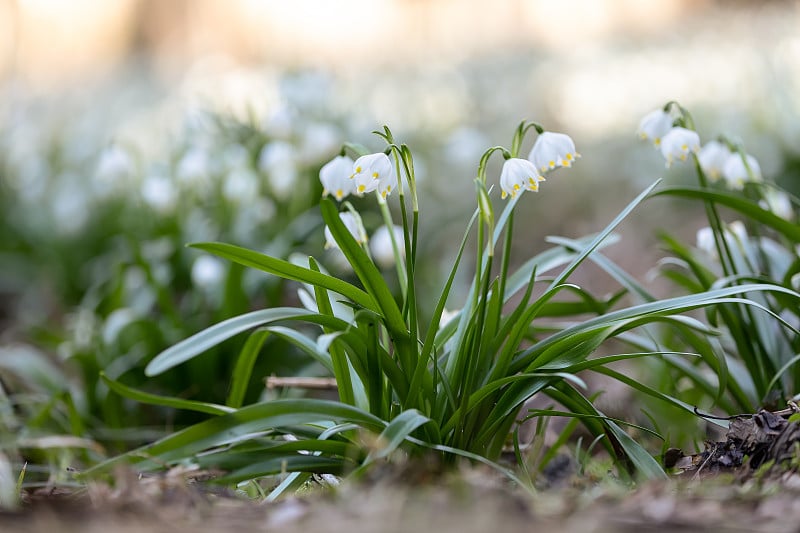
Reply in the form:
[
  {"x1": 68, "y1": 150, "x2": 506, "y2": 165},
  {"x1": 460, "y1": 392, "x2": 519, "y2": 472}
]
[{"x1": 89, "y1": 122, "x2": 797, "y2": 495}]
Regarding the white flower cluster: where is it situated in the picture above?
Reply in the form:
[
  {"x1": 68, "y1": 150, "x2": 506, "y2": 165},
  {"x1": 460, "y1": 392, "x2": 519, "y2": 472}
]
[
  {"x1": 319, "y1": 152, "x2": 397, "y2": 202},
  {"x1": 499, "y1": 132, "x2": 580, "y2": 200},
  {"x1": 637, "y1": 108, "x2": 762, "y2": 189}
]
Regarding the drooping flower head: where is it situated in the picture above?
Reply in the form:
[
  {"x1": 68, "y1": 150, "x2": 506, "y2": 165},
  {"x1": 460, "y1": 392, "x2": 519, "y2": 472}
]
[
  {"x1": 697, "y1": 140, "x2": 731, "y2": 182},
  {"x1": 369, "y1": 225, "x2": 405, "y2": 269},
  {"x1": 319, "y1": 155, "x2": 355, "y2": 201},
  {"x1": 324, "y1": 211, "x2": 368, "y2": 250},
  {"x1": 350, "y1": 153, "x2": 396, "y2": 199},
  {"x1": 528, "y1": 132, "x2": 580, "y2": 174},
  {"x1": 722, "y1": 152, "x2": 762, "y2": 190},
  {"x1": 500, "y1": 158, "x2": 545, "y2": 199},
  {"x1": 637, "y1": 109, "x2": 674, "y2": 147},
  {"x1": 759, "y1": 188, "x2": 793, "y2": 221},
  {"x1": 660, "y1": 127, "x2": 700, "y2": 167}
]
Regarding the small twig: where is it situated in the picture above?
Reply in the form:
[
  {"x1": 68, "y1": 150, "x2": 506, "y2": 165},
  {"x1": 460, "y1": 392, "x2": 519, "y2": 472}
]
[{"x1": 265, "y1": 376, "x2": 338, "y2": 390}]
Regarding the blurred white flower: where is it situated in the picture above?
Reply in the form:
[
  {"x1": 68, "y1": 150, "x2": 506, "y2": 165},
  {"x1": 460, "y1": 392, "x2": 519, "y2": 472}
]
[
  {"x1": 177, "y1": 147, "x2": 211, "y2": 183},
  {"x1": 263, "y1": 105, "x2": 295, "y2": 139},
  {"x1": 696, "y1": 226, "x2": 715, "y2": 255},
  {"x1": 96, "y1": 144, "x2": 135, "y2": 182},
  {"x1": 141, "y1": 173, "x2": 178, "y2": 213},
  {"x1": 351, "y1": 153, "x2": 396, "y2": 199},
  {"x1": 697, "y1": 140, "x2": 731, "y2": 182},
  {"x1": 320, "y1": 155, "x2": 355, "y2": 201},
  {"x1": 52, "y1": 173, "x2": 89, "y2": 235},
  {"x1": 223, "y1": 167, "x2": 260, "y2": 203},
  {"x1": 528, "y1": 132, "x2": 580, "y2": 174},
  {"x1": 759, "y1": 189, "x2": 793, "y2": 220},
  {"x1": 324, "y1": 211, "x2": 367, "y2": 250},
  {"x1": 259, "y1": 141, "x2": 298, "y2": 200},
  {"x1": 369, "y1": 225, "x2": 405, "y2": 269},
  {"x1": 500, "y1": 158, "x2": 544, "y2": 199},
  {"x1": 300, "y1": 122, "x2": 341, "y2": 163},
  {"x1": 444, "y1": 127, "x2": 490, "y2": 168},
  {"x1": 722, "y1": 152, "x2": 762, "y2": 190},
  {"x1": 191, "y1": 255, "x2": 226, "y2": 287},
  {"x1": 660, "y1": 127, "x2": 700, "y2": 167},
  {"x1": 637, "y1": 109, "x2": 674, "y2": 146},
  {"x1": 696, "y1": 221, "x2": 748, "y2": 258}
]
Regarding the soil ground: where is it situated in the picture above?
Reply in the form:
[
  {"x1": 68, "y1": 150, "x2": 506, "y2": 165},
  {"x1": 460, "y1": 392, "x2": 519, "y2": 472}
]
[{"x1": 5, "y1": 467, "x2": 800, "y2": 533}]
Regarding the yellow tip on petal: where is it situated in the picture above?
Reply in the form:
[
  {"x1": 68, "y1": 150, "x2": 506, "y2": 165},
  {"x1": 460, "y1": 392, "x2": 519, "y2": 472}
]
[
  {"x1": 565, "y1": 153, "x2": 574, "y2": 161},
  {"x1": 501, "y1": 191, "x2": 508, "y2": 199},
  {"x1": 549, "y1": 161, "x2": 556, "y2": 168},
  {"x1": 355, "y1": 166, "x2": 362, "y2": 173},
  {"x1": 357, "y1": 185, "x2": 366, "y2": 193},
  {"x1": 372, "y1": 172, "x2": 379, "y2": 179},
  {"x1": 335, "y1": 189, "x2": 343, "y2": 199}
]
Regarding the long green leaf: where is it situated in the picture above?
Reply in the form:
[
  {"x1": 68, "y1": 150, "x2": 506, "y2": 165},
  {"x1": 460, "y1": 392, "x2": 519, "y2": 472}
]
[
  {"x1": 227, "y1": 329, "x2": 271, "y2": 408},
  {"x1": 101, "y1": 373, "x2": 233, "y2": 416},
  {"x1": 83, "y1": 399, "x2": 386, "y2": 474},
  {"x1": 653, "y1": 186, "x2": 800, "y2": 242},
  {"x1": 145, "y1": 308, "x2": 343, "y2": 376},
  {"x1": 319, "y1": 199, "x2": 407, "y2": 338},
  {"x1": 364, "y1": 410, "x2": 432, "y2": 462},
  {"x1": 190, "y1": 242, "x2": 378, "y2": 312}
]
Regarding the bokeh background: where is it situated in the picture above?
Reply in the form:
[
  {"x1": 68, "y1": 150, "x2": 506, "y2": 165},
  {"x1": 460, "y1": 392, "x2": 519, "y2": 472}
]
[{"x1": 1, "y1": 0, "x2": 800, "y2": 457}]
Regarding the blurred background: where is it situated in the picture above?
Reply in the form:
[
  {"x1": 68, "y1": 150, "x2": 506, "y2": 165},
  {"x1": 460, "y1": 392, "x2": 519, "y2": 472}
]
[{"x1": 1, "y1": 0, "x2": 799, "y2": 464}]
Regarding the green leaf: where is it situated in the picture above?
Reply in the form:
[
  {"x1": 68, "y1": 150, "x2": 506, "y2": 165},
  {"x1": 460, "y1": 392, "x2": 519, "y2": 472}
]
[
  {"x1": 101, "y1": 373, "x2": 233, "y2": 416},
  {"x1": 83, "y1": 399, "x2": 386, "y2": 475},
  {"x1": 191, "y1": 242, "x2": 378, "y2": 312},
  {"x1": 319, "y1": 199, "x2": 407, "y2": 339},
  {"x1": 227, "y1": 329, "x2": 271, "y2": 409},
  {"x1": 653, "y1": 186, "x2": 800, "y2": 242},
  {"x1": 145, "y1": 308, "x2": 342, "y2": 376},
  {"x1": 364, "y1": 410, "x2": 432, "y2": 463}
]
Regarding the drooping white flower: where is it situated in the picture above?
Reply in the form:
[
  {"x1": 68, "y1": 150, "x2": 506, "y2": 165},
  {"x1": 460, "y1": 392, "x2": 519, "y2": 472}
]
[
  {"x1": 369, "y1": 225, "x2": 405, "y2": 269},
  {"x1": 759, "y1": 189, "x2": 794, "y2": 220},
  {"x1": 637, "y1": 109, "x2": 674, "y2": 146},
  {"x1": 697, "y1": 140, "x2": 731, "y2": 182},
  {"x1": 319, "y1": 155, "x2": 355, "y2": 201},
  {"x1": 696, "y1": 226, "x2": 715, "y2": 255},
  {"x1": 528, "y1": 132, "x2": 580, "y2": 174},
  {"x1": 500, "y1": 158, "x2": 545, "y2": 199},
  {"x1": 722, "y1": 152, "x2": 762, "y2": 190},
  {"x1": 324, "y1": 211, "x2": 368, "y2": 250},
  {"x1": 660, "y1": 127, "x2": 700, "y2": 167},
  {"x1": 696, "y1": 221, "x2": 749, "y2": 258},
  {"x1": 350, "y1": 153, "x2": 396, "y2": 198}
]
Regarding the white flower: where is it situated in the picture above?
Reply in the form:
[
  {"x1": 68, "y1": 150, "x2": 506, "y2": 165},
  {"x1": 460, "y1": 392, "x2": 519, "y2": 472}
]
[
  {"x1": 177, "y1": 146, "x2": 211, "y2": 183},
  {"x1": 637, "y1": 109, "x2": 674, "y2": 146},
  {"x1": 324, "y1": 211, "x2": 367, "y2": 250},
  {"x1": 759, "y1": 189, "x2": 793, "y2": 220},
  {"x1": 528, "y1": 132, "x2": 580, "y2": 174},
  {"x1": 319, "y1": 155, "x2": 355, "y2": 201},
  {"x1": 697, "y1": 141, "x2": 731, "y2": 182},
  {"x1": 696, "y1": 226, "x2": 715, "y2": 255},
  {"x1": 350, "y1": 153, "x2": 396, "y2": 199},
  {"x1": 259, "y1": 141, "x2": 298, "y2": 200},
  {"x1": 192, "y1": 255, "x2": 226, "y2": 287},
  {"x1": 696, "y1": 221, "x2": 748, "y2": 258},
  {"x1": 96, "y1": 145, "x2": 135, "y2": 182},
  {"x1": 722, "y1": 152, "x2": 762, "y2": 190},
  {"x1": 500, "y1": 158, "x2": 545, "y2": 199},
  {"x1": 141, "y1": 172, "x2": 177, "y2": 213},
  {"x1": 660, "y1": 127, "x2": 700, "y2": 167},
  {"x1": 369, "y1": 225, "x2": 404, "y2": 269}
]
